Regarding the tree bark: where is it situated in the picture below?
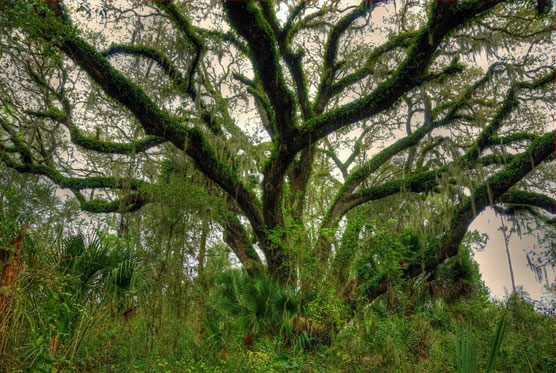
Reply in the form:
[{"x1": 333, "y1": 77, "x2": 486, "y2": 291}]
[{"x1": 0, "y1": 223, "x2": 28, "y2": 326}]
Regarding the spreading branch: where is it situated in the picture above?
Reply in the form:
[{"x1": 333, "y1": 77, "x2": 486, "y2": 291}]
[
  {"x1": 31, "y1": 1, "x2": 267, "y2": 244},
  {"x1": 296, "y1": 0, "x2": 506, "y2": 153}
]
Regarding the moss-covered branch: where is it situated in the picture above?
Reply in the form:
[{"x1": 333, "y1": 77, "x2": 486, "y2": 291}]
[
  {"x1": 233, "y1": 73, "x2": 276, "y2": 138},
  {"x1": 357, "y1": 129, "x2": 556, "y2": 303},
  {"x1": 320, "y1": 64, "x2": 501, "y2": 236},
  {"x1": 287, "y1": 143, "x2": 316, "y2": 225},
  {"x1": 1, "y1": 152, "x2": 146, "y2": 191},
  {"x1": 219, "y1": 205, "x2": 264, "y2": 278},
  {"x1": 461, "y1": 70, "x2": 554, "y2": 163},
  {"x1": 28, "y1": 107, "x2": 165, "y2": 155},
  {"x1": 194, "y1": 28, "x2": 248, "y2": 55},
  {"x1": 155, "y1": 0, "x2": 204, "y2": 94},
  {"x1": 75, "y1": 191, "x2": 151, "y2": 213},
  {"x1": 224, "y1": 0, "x2": 296, "y2": 140},
  {"x1": 0, "y1": 143, "x2": 152, "y2": 213},
  {"x1": 324, "y1": 67, "x2": 552, "y2": 236},
  {"x1": 284, "y1": 49, "x2": 312, "y2": 121},
  {"x1": 287, "y1": 9, "x2": 329, "y2": 44},
  {"x1": 315, "y1": 150, "x2": 519, "y2": 262},
  {"x1": 296, "y1": 0, "x2": 506, "y2": 153},
  {"x1": 71, "y1": 131, "x2": 164, "y2": 155},
  {"x1": 313, "y1": 0, "x2": 375, "y2": 114},
  {"x1": 225, "y1": 1, "x2": 307, "y2": 238},
  {"x1": 338, "y1": 120, "x2": 440, "y2": 196},
  {"x1": 282, "y1": 1, "x2": 308, "y2": 42},
  {"x1": 437, "y1": 129, "x2": 556, "y2": 262},
  {"x1": 497, "y1": 190, "x2": 556, "y2": 215},
  {"x1": 259, "y1": 0, "x2": 282, "y2": 39},
  {"x1": 35, "y1": 1, "x2": 266, "y2": 244},
  {"x1": 324, "y1": 31, "x2": 417, "y2": 106},
  {"x1": 102, "y1": 44, "x2": 223, "y2": 136}
]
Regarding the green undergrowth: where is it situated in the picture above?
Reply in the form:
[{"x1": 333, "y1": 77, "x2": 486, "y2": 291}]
[
  {"x1": 1, "y1": 220, "x2": 554, "y2": 372},
  {"x1": 42, "y1": 290, "x2": 553, "y2": 373},
  {"x1": 0, "y1": 169, "x2": 554, "y2": 372}
]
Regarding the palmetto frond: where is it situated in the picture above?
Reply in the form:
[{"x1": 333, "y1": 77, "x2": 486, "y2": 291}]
[
  {"x1": 214, "y1": 270, "x2": 301, "y2": 337},
  {"x1": 58, "y1": 234, "x2": 151, "y2": 309}
]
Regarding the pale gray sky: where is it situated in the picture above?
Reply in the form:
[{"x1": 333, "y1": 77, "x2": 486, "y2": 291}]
[{"x1": 471, "y1": 209, "x2": 555, "y2": 301}]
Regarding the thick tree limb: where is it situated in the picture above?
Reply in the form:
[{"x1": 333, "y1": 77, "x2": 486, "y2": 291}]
[
  {"x1": 314, "y1": 152, "x2": 516, "y2": 267},
  {"x1": 220, "y1": 207, "x2": 264, "y2": 278},
  {"x1": 353, "y1": 129, "x2": 556, "y2": 303},
  {"x1": 259, "y1": 0, "x2": 282, "y2": 38},
  {"x1": 38, "y1": 2, "x2": 266, "y2": 244},
  {"x1": 224, "y1": 1, "x2": 303, "y2": 243},
  {"x1": 75, "y1": 191, "x2": 151, "y2": 213},
  {"x1": 284, "y1": 49, "x2": 313, "y2": 120},
  {"x1": 288, "y1": 144, "x2": 316, "y2": 224},
  {"x1": 1, "y1": 152, "x2": 146, "y2": 191},
  {"x1": 224, "y1": 0, "x2": 296, "y2": 140},
  {"x1": 496, "y1": 190, "x2": 555, "y2": 215},
  {"x1": 436, "y1": 129, "x2": 556, "y2": 262},
  {"x1": 322, "y1": 67, "x2": 553, "y2": 238},
  {"x1": 102, "y1": 44, "x2": 223, "y2": 136},
  {"x1": 296, "y1": 0, "x2": 506, "y2": 153},
  {"x1": 318, "y1": 64, "x2": 501, "y2": 241},
  {"x1": 28, "y1": 107, "x2": 166, "y2": 155},
  {"x1": 314, "y1": 0, "x2": 375, "y2": 114},
  {"x1": 0, "y1": 150, "x2": 151, "y2": 213}
]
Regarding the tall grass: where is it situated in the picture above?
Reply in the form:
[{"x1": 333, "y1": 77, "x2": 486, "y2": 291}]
[{"x1": 455, "y1": 314, "x2": 507, "y2": 373}]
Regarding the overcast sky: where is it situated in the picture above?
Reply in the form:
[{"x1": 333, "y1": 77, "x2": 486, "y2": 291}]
[{"x1": 471, "y1": 208, "x2": 555, "y2": 301}]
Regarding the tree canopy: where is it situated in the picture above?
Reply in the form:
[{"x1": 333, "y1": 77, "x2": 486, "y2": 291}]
[{"x1": 1, "y1": 0, "x2": 555, "y2": 306}]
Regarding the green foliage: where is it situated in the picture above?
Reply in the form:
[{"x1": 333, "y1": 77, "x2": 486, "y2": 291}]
[
  {"x1": 213, "y1": 270, "x2": 299, "y2": 339},
  {"x1": 354, "y1": 226, "x2": 435, "y2": 296},
  {"x1": 1, "y1": 2, "x2": 555, "y2": 370},
  {"x1": 455, "y1": 322, "x2": 478, "y2": 373},
  {"x1": 485, "y1": 315, "x2": 507, "y2": 373},
  {"x1": 430, "y1": 246, "x2": 479, "y2": 302},
  {"x1": 454, "y1": 315, "x2": 507, "y2": 373},
  {"x1": 2, "y1": 222, "x2": 555, "y2": 372},
  {"x1": 58, "y1": 233, "x2": 152, "y2": 309},
  {"x1": 354, "y1": 228, "x2": 408, "y2": 293},
  {"x1": 1, "y1": 231, "x2": 151, "y2": 371},
  {"x1": 1, "y1": 165, "x2": 554, "y2": 372}
]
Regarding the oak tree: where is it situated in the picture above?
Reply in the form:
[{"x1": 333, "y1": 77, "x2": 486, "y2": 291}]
[{"x1": 0, "y1": 0, "x2": 554, "y2": 304}]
